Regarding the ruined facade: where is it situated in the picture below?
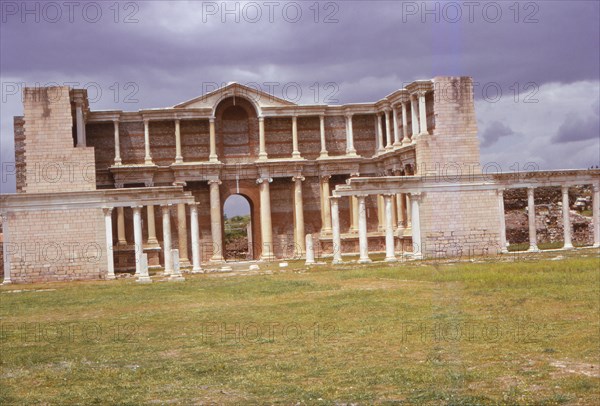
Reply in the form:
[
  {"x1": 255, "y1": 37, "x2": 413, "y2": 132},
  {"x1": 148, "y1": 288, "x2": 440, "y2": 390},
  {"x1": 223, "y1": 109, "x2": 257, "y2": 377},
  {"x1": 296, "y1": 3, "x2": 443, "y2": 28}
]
[{"x1": 1, "y1": 77, "x2": 599, "y2": 284}]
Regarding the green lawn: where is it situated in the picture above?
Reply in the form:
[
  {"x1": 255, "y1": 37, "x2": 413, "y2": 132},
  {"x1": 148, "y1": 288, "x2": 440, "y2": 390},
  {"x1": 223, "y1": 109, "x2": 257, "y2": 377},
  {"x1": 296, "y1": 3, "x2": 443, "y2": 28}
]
[{"x1": 1, "y1": 250, "x2": 599, "y2": 405}]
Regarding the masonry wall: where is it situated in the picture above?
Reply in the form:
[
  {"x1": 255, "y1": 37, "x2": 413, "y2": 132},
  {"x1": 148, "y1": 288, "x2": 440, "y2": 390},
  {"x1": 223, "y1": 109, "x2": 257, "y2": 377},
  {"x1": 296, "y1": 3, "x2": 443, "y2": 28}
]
[
  {"x1": 420, "y1": 190, "x2": 502, "y2": 258},
  {"x1": 22, "y1": 87, "x2": 97, "y2": 193},
  {"x1": 5, "y1": 208, "x2": 107, "y2": 283}
]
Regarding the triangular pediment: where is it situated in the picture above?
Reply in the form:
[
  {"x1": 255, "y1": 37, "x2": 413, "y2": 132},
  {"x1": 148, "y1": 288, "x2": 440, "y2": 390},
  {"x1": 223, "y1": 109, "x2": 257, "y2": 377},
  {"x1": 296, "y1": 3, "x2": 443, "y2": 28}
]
[{"x1": 173, "y1": 82, "x2": 297, "y2": 110}]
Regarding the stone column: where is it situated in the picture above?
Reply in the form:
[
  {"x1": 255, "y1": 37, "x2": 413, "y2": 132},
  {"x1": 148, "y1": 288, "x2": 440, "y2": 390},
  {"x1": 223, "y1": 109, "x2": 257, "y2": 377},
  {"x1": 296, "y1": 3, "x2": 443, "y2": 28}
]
[
  {"x1": 143, "y1": 119, "x2": 153, "y2": 165},
  {"x1": 292, "y1": 176, "x2": 306, "y2": 255},
  {"x1": 319, "y1": 115, "x2": 328, "y2": 158},
  {"x1": 161, "y1": 204, "x2": 173, "y2": 275},
  {"x1": 561, "y1": 186, "x2": 574, "y2": 249},
  {"x1": 258, "y1": 116, "x2": 267, "y2": 160},
  {"x1": 132, "y1": 206, "x2": 143, "y2": 276},
  {"x1": 75, "y1": 102, "x2": 86, "y2": 147},
  {"x1": 305, "y1": 234, "x2": 315, "y2": 265},
  {"x1": 208, "y1": 180, "x2": 224, "y2": 262},
  {"x1": 410, "y1": 95, "x2": 420, "y2": 139},
  {"x1": 384, "y1": 109, "x2": 393, "y2": 150},
  {"x1": 357, "y1": 195, "x2": 371, "y2": 263},
  {"x1": 320, "y1": 175, "x2": 332, "y2": 234},
  {"x1": 418, "y1": 91, "x2": 429, "y2": 136},
  {"x1": 190, "y1": 203, "x2": 202, "y2": 273},
  {"x1": 406, "y1": 194, "x2": 412, "y2": 229},
  {"x1": 209, "y1": 117, "x2": 218, "y2": 162},
  {"x1": 350, "y1": 196, "x2": 359, "y2": 232},
  {"x1": 593, "y1": 183, "x2": 600, "y2": 248},
  {"x1": 113, "y1": 119, "x2": 121, "y2": 165},
  {"x1": 345, "y1": 114, "x2": 357, "y2": 156},
  {"x1": 330, "y1": 196, "x2": 343, "y2": 264},
  {"x1": 103, "y1": 208, "x2": 116, "y2": 280},
  {"x1": 384, "y1": 195, "x2": 397, "y2": 262},
  {"x1": 401, "y1": 102, "x2": 411, "y2": 145},
  {"x1": 177, "y1": 203, "x2": 190, "y2": 266},
  {"x1": 377, "y1": 114, "x2": 385, "y2": 154},
  {"x1": 146, "y1": 205, "x2": 159, "y2": 246},
  {"x1": 1, "y1": 213, "x2": 12, "y2": 284},
  {"x1": 292, "y1": 115, "x2": 301, "y2": 159},
  {"x1": 411, "y1": 193, "x2": 423, "y2": 259},
  {"x1": 377, "y1": 195, "x2": 385, "y2": 232},
  {"x1": 527, "y1": 188, "x2": 539, "y2": 252},
  {"x1": 392, "y1": 106, "x2": 401, "y2": 147},
  {"x1": 397, "y1": 193, "x2": 406, "y2": 230},
  {"x1": 497, "y1": 189, "x2": 509, "y2": 253},
  {"x1": 117, "y1": 207, "x2": 127, "y2": 245},
  {"x1": 175, "y1": 119, "x2": 183, "y2": 163},
  {"x1": 257, "y1": 177, "x2": 274, "y2": 260}
]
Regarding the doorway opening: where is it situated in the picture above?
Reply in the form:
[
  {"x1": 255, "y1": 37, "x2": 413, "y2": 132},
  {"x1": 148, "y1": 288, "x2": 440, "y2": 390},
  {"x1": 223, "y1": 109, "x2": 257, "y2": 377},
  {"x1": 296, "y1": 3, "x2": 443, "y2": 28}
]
[{"x1": 223, "y1": 194, "x2": 253, "y2": 261}]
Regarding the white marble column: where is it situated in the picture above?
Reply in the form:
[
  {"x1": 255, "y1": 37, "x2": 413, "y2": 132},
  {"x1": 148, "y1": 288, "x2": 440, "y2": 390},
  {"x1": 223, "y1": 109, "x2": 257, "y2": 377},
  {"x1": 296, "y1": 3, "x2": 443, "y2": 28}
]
[
  {"x1": 292, "y1": 116, "x2": 301, "y2": 159},
  {"x1": 410, "y1": 193, "x2": 423, "y2": 259},
  {"x1": 132, "y1": 206, "x2": 143, "y2": 276},
  {"x1": 418, "y1": 91, "x2": 429, "y2": 136},
  {"x1": 357, "y1": 195, "x2": 371, "y2": 263},
  {"x1": 350, "y1": 196, "x2": 359, "y2": 232},
  {"x1": 117, "y1": 207, "x2": 127, "y2": 245},
  {"x1": 384, "y1": 195, "x2": 397, "y2": 262},
  {"x1": 561, "y1": 186, "x2": 574, "y2": 249},
  {"x1": 75, "y1": 102, "x2": 86, "y2": 147},
  {"x1": 293, "y1": 176, "x2": 306, "y2": 255},
  {"x1": 593, "y1": 183, "x2": 600, "y2": 248},
  {"x1": 320, "y1": 175, "x2": 332, "y2": 234},
  {"x1": 497, "y1": 189, "x2": 509, "y2": 253},
  {"x1": 377, "y1": 113, "x2": 385, "y2": 154},
  {"x1": 392, "y1": 106, "x2": 401, "y2": 147},
  {"x1": 190, "y1": 203, "x2": 202, "y2": 273},
  {"x1": 527, "y1": 188, "x2": 539, "y2": 252},
  {"x1": 177, "y1": 203, "x2": 190, "y2": 266},
  {"x1": 401, "y1": 102, "x2": 411, "y2": 146},
  {"x1": 103, "y1": 208, "x2": 116, "y2": 280},
  {"x1": 330, "y1": 196, "x2": 343, "y2": 264},
  {"x1": 397, "y1": 193, "x2": 406, "y2": 230},
  {"x1": 319, "y1": 115, "x2": 328, "y2": 158},
  {"x1": 146, "y1": 205, "x2": 159, "y2": 246},
  {"x1": 208, "y1": 179, "x2": 224, "y2": 262},
  {"x1": 113, "y1": 119, "x2": 122, "y2": 165},
  {"x1": 377, "y1": 195, "x2": 385, "y2": 232},
  {"x1": 143, "y1": 119, "x2": 153, "y2": 165},
  {"x1": 410, "y1": 95, "x2": 420, "y2": 139},
  {"x1": 161, "y1": 205, "x2": 173, "y2": 275},
  {"x1": 175, "y1": 119, "x2": 183, "y2": 163},
  {"x1": 384, "y1": 109, "x2": 393, "y2": 150},
  {"x1": 258, "y1": 116, "x2": 267, "y2": 160},
  {"x1": 209, "y1": 117, "x2": 218, "y2": 162},
  {"x1": 345, "y1": 114, "x2": 357, "y2": 156},
  {"x1": 406, "y1": 194, "x2": 412, "y2": 230},
  {"x1": 257, "y1": 177, "x2": 274, "y2": 260}
]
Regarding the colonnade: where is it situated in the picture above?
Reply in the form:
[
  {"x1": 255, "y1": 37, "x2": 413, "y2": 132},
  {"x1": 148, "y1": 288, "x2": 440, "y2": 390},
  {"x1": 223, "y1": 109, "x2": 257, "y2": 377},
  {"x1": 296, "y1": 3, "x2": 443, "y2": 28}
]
[{"x1": 109, "y1": 90, "x2": 430, "y2": 167}]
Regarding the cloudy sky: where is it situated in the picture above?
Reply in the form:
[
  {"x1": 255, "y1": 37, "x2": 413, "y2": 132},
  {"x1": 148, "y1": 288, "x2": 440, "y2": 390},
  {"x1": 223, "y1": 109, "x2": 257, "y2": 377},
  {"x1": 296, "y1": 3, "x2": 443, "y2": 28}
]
[{"x1": 1, "y1": 0, "x2": 599, "y2": 196}]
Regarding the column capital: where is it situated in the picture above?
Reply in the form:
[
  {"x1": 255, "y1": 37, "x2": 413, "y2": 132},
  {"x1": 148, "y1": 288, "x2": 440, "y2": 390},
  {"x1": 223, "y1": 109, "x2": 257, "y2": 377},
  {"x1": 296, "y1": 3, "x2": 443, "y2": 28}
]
[
  {"x1": 527, "y1": 187, "x2": 535, "y2": 197},
  {"x1": 410, "y1": 192, "x2": 423, "y2": 201},
  {"x1": 161, "y1": 203, "x2": 173, "y2": 211},
  {"x1": 345, "y1": 113, "x2": 353, "y2": 119},
  {"x1": 258, "y1": 115, "x2": 265, "y2": 122},
  {"x1": 112, "y1": 118, "x2": 119, "y2": 125},
  {"x1": 561, "y1": 185, "x2": 570, "y2": 193},
  {"x1": 209, "y1": 116, "x2": 216, "y2": 123},
  {"x1": 320, "y1": 174, "x2": 331, "y2": 181},
  {"x1": 329, "y1": 195, "x2": 341, "y2": 201},
  {"x1": 132, "y1": 205, "x2": 143, "y2": 211},
  {"x1": 207, "y1": 179, "x2": 222, "y2": 185},
  {"x1": 593, "y1": 183, "x2": 600, "y2": 193},
  {"x1": 143, "y1": 118, "x2": 149, "y2": 124},
  {"x1": 102, "y1": 207, "x2": 113, "y2": 215},
  {"x1": 292, "y1": 175, "x2": 305, "y2": 182},
  {"x1": 416, "y1": 90, "x2": 428, "y2": 97},
  {"x1": 256, "y1": 177, "x2": 273, "y2": 184},
  {"x1": 496, "y1": 187, "x2": 506, "y2": 195},
  {"x1": 382, "y1": 193, "x2": 395, "y2": 198}
]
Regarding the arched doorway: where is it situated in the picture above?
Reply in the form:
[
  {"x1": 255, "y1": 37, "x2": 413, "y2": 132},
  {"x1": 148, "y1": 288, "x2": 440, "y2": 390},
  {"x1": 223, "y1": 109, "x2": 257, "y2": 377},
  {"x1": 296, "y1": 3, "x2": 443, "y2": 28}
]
[
  {"x1": 223, "y1": 194, "x2": 254, "y2": 261},
  {"x1": 214, "y1": 96, "x2": 259, "y2": 163}
]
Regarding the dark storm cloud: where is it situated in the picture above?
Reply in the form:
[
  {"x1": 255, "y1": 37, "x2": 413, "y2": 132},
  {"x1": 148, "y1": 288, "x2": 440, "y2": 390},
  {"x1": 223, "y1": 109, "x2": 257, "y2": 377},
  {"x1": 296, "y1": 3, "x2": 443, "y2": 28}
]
[
  {"x1": 481, "y1": 121, "x2": 515, "y2": 147},
  {"x1": 554, "y1": 102, "x2": 600, "y2": 144}
]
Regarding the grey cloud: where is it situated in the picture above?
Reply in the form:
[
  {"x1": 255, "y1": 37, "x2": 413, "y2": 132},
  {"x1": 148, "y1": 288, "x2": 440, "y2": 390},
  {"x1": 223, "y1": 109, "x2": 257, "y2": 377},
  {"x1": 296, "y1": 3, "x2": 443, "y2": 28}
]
[
  {"x1": 481, "y1": 121, "x2": 515, "y2": 147},
  {"x1": 554, "y1": 109, "x2": 600, "y2": 143}
]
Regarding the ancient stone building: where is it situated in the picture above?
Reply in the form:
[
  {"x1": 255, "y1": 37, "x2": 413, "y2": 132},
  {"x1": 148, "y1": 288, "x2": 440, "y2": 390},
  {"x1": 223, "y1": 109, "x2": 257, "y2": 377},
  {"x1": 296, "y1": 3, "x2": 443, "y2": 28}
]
[{"x1": 1, "y1": 77, "x2": 599, "y2": 284}]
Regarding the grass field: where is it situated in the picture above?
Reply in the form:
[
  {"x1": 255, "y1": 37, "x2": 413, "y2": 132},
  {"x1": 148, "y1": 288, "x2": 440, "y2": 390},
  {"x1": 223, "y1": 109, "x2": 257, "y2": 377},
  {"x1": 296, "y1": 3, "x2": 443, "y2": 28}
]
[{"x1": 1, "y1": 250, "x2": 599, "y2": 405}]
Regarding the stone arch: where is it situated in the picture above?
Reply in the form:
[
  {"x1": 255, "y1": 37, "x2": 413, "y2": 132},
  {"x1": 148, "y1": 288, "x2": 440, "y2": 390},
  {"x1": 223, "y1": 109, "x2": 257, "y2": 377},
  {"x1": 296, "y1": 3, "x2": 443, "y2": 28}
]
[{"x1": 214, "y1": 96, "x2": 260, "y2": 162}]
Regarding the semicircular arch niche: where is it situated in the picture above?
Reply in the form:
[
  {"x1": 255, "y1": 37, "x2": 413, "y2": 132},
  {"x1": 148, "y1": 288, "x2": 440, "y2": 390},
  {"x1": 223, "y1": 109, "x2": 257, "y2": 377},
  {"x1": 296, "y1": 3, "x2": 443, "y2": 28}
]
[{"x1": 215, "y1": 97, "x2": 259, "y2": 162}]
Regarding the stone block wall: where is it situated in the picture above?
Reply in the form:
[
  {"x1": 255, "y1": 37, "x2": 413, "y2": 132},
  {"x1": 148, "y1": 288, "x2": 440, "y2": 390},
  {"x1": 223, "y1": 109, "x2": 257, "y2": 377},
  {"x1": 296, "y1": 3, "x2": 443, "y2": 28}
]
[
  {"x1": 4, "y1": 208, "x2": 107, "y2": 283},
  {"x1": 420, "y1": 189, "x2": 502, "y2": 258}
]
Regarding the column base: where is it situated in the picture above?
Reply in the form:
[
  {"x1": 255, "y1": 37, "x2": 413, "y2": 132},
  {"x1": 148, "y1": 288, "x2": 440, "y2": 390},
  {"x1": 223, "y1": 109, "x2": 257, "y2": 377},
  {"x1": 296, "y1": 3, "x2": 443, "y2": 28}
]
[
  {"x1": 175, "y1": 157, "x2": 183, "y2": 164},
  {"x1": 2, "y1": 279, "x2": 13, "y2": 285},
  {"x1": 562, "y1": 244, "x2": 574, "y2": 250},
  {"x1": 292, "y1": 152, "x2": 302, "y2": 159},
  {"x1": 191, "y1": 267, "x2": 203, "y2": 274},
  {"x1": 332, "y1": 258, "x2": 343, "y2": 265},
  {"x1": 418, "y1": 131, "x2": 430, "y2": 137},
  {"x1": 136, "y1": 276, "x2": 152, "y2": 284},
  {"x1": 385, "y1": 145, "x2": 394, "y2": 151},
  {"x1": 168, "y1": 275, "x2": 185, "y2": 282},
  {"x1": 179, "y1": 259, "x2": 191, "y2": 268},
  {"x1": 402, "y1": 138, "x2": 412, "y2": 146},
  {"x1": 319, "y1": 151, "x2": 329, "y2": 158},
  {"x1": 114, "y1": 159, "x2": 122, "y2": 166},
  {"x1": 346, "y1": 150, "x2": 358, "y2": 157},
  {"x1": 592, "y1": 243, "x2": 600, "y2": 248},
  {"x1": 393, "y1": 141, "x2": 402, "y2": 147},
  {"x1": 385, "y1": 256, "x2": 398, "y2": 262},
  {"x1": 259, "y1": 255, "x2": 276, "y2": 262},
  {"x1": 209, "y1": 256, "x2": 225, "y2": 264},
  {"x1": 106, "y1": 274, "x2": 116, "y2": 280},
  {"x1": 501, "y1": 248, "x2": 509, "y2": 254},
  {"x1": 358, "y1": 258, "x2": 372, "y2": 264},
  {"x1": 411, "y1": 253, "x2": 423, "y2": 260},
  {"x1": 527, "y1": 245, "x2": 540, "y2": 252},
  {"x1": 258, "y1": 153, "x2": 268, "y2": 160},
  {"x1": 144, "y1": 159, "x2": 154, "y2": 165}
]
